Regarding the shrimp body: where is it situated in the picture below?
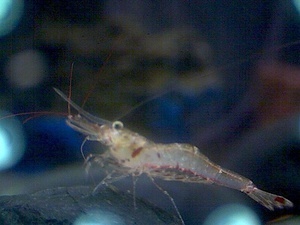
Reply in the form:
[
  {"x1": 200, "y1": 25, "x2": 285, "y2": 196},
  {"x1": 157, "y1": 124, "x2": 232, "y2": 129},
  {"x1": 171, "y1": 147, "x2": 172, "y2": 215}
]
[{"x1": 54, "y1": 88, "x2": 293, "y2": 211}]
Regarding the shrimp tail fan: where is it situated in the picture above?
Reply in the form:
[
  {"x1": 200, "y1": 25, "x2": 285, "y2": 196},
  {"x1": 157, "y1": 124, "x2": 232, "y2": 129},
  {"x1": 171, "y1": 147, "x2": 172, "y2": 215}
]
[{"x1": 246, "y1": 188, "x2": 293, "y2": 210}]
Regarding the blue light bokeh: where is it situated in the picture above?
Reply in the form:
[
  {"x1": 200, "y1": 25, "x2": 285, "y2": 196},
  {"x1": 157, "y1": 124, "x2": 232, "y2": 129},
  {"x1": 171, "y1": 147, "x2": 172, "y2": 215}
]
[
  {"x1": 0, "y1": 111, "x2": 26, "y2": 171},
  {"x1": 203, "y1": 204, "x2": 261, "y2": 225},
  {"x1": 74, "y1": 210, "x2": 125, "y2": 225},
  {"x1": 0, "y1": 0, "x2": 23, "y2": 37},
  {"x1": 293, "y1": 0, "x2": 300, "y2": 14}
]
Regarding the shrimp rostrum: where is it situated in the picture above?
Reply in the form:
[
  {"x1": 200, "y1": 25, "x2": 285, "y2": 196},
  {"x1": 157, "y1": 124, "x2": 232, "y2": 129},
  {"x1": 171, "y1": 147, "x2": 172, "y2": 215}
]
[{"x1": 54, "y1": 88, "x2": 293, "y2": 211}]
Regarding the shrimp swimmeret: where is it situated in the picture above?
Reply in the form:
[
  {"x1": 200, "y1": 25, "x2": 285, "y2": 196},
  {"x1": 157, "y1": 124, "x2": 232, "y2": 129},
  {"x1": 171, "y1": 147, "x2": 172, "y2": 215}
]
[{"x1": 54, "y1": 87, "x2": 293, "y2": 212}]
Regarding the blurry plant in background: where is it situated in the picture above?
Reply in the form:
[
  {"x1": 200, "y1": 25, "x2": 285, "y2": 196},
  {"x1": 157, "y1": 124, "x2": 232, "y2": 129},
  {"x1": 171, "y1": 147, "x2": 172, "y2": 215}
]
[{"x1": 0, "y1": 0, "x2": 299, "y2": 224}]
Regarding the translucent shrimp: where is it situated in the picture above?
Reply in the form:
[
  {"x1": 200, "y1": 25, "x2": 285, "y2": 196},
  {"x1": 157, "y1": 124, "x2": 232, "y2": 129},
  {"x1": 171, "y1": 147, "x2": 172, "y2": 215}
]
[{"x1": 54, "y1": 88, "x2": 293, "y2": 212}]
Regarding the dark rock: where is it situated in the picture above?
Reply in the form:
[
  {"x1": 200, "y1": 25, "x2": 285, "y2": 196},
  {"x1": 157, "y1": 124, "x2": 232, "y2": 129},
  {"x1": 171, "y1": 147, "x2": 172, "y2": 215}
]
[{"x1": 0, "y1": 186, "x2": 181, "y2": 225}]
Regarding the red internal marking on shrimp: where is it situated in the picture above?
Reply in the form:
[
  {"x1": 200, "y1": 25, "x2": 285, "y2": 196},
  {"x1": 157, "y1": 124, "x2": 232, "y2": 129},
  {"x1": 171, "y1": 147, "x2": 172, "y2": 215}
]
[
  {"x1": 54, "y1": 87, "x2": 294, "y2": 212},
  {"x1": 132, "y1": 147, "x2": 143, "y2": 158}
]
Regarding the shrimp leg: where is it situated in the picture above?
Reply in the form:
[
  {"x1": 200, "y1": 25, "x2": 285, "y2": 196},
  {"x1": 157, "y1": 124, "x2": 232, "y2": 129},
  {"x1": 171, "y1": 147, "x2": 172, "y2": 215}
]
[{"x1": 147, "y1": 174, "x2": 185, "y2": 225}]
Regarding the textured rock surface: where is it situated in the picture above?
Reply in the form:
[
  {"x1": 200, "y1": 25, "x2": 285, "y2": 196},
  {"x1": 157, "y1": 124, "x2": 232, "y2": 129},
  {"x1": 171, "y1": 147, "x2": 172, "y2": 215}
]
[{"x1": 0, "y1": 186, "x2": 180, "y2": 225}]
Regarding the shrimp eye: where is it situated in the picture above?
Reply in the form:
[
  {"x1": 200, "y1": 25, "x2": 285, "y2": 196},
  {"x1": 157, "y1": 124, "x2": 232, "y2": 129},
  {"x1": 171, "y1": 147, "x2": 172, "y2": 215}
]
[{"x1": 112, "y1": 121, "x2": 123, "y2": 130}]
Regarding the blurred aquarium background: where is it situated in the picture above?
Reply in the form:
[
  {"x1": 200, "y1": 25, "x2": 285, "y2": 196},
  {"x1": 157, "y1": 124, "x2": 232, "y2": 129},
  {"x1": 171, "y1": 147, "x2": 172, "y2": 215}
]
[{"x1": 0, "y1": 0, "x2": 299, "y2": 224}]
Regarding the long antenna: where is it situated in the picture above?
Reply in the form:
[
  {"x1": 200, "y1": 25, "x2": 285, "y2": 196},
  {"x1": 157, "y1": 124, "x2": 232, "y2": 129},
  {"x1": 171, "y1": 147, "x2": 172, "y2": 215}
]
[
  {"x1": 81, "y1": 51, "x2": 113, "y2": 108},
  {"x1": 68, "y1": 62, "x2": 75, "y2": 115}
]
